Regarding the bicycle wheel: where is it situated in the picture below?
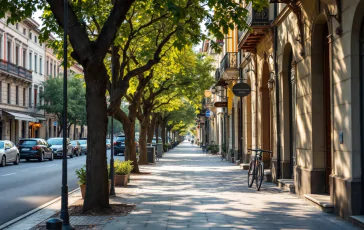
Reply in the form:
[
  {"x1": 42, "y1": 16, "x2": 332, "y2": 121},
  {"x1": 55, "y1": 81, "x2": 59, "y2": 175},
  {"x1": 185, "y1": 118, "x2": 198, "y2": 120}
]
[
  {"x1": 255, "y1": 162, "x2": 264, "y2": 191},
  {"x1": 247, "y1": 161, "x2": 255, "y2": 188}
]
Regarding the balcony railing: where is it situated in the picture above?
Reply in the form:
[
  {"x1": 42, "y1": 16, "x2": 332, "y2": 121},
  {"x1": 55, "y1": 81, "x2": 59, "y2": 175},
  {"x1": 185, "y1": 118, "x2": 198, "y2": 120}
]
[
  {"x1": 238, "y1": 2, "x2": 270, "y2": 42},
  {"x1": 0, "y1": 59, "x2": 32, "y2": 81},
  {"x1": 220, "y1": 52, "x2": 238, "y2": 74},
  {"x1": 215, "y1": 68, "x2": 221, "y2": 81}
]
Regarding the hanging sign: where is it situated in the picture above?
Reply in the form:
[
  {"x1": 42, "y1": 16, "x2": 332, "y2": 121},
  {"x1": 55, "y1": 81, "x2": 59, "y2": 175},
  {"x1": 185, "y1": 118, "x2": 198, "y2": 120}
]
[
  {"x1": 232, "y1": 83, "x2": 251, "y2": 97},
  {"x1": 214, "y1": 101, "x2": 228, "y2": 108}
]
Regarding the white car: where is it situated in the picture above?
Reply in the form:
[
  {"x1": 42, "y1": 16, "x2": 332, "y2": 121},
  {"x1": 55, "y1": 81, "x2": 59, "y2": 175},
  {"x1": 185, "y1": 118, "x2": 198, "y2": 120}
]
[
  {"x1": 0, "y1": 140, "x2": 20, "y2": 166},
  {"x1": 47, "y1": 138, "x2": 74, "y2": 158}
]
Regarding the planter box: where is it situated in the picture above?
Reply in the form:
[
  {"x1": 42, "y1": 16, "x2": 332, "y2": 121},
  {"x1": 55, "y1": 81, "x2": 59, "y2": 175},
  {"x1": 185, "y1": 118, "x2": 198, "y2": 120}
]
[
  {"x1": 115, "y1": 174, "x2": 128, "y2": 187},
  {"x1": 80, "y1": 184, "x2": 86, "y2": 199}
]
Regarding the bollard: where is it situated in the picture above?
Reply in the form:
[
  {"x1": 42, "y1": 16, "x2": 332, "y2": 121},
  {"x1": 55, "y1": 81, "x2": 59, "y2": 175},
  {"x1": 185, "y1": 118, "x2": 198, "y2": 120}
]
[{"x1": 46, "y1": 218, "x2": 63, "y2": 230}]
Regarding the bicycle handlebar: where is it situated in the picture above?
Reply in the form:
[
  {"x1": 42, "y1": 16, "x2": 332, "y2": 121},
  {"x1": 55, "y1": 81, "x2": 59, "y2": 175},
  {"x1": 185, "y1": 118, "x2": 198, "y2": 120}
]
[{"x1": 247, "y1": 148, "x2": 272, "y2": 153}]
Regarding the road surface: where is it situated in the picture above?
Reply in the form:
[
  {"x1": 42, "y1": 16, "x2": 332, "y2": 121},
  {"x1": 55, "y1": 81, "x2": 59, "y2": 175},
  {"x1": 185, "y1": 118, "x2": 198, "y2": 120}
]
[{"x1": 0, "y1": 149, "x2": 124, "y2": 225}]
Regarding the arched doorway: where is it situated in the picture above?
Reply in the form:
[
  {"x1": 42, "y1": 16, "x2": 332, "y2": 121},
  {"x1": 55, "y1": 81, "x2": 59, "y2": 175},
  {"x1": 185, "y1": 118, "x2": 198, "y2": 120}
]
[
  {"x1": 311, "y1": 17, "x2": 331, "y2": 194},
  {"x1": 360, "y1": 16, "x2": 364, "y2": 214},
  {"x1": 282, "y1": 43, "x2": 294, "y2": 179},
  {"x1": 261, "y1": 61, "x2": 271, "y2": 169}
]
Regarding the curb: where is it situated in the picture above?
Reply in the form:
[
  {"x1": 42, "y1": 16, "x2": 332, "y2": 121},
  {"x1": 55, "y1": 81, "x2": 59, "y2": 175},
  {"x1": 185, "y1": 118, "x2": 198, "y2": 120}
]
[{"x1": 0, "y1": 188, "x2": 80, "y2": 230}]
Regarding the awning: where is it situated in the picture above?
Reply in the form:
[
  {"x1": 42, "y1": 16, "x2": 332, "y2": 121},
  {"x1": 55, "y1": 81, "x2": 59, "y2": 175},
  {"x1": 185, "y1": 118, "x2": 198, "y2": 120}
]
[
  {"x1": 34, "y1": 117, "x2": 46, "y2": 121},
  {"x1": 4, "y1": 111, "x2": 38, "y2": 122}
]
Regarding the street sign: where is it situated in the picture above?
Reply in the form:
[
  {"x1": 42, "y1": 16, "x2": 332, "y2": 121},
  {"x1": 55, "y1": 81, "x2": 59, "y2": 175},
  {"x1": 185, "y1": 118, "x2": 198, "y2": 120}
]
[
  {"x1": 53, "y1": 121, "x2": 58, "y2": 126},
  {"x1": 205, "y1": 110, "x2": 212, "y2": 117},
  {"x1": 232, "y1": 82, "x2": 251, "y2": 97},
  {"x1": 214, "y1": 101, "x2": 228, "y2": 107}
]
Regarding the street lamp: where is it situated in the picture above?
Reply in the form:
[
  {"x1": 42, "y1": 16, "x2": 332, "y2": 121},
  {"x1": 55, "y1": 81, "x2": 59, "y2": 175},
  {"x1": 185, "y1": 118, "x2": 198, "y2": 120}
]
[
  {"x1": 268, "y1": 73, "x2": 275, "y2": 90},
  {"x1": 204, "y1": 90, "x2": 212, "y2": 98},
  {"x1": 60, "y1": 0, "x2": 74, "y2": 228}
]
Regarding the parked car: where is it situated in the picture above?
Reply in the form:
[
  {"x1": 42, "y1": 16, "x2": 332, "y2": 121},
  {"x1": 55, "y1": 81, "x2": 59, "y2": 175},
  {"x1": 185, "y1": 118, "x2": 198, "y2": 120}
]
[
  {"x1": 71, "y1": 140, "x2": 82, "y2": 156},
  {"x1": 77, "y1": 140, "x2": 87, "y2": 154},
  {"x1": 0, "y1": 140, "x2": 20, "y2": 166},
  {"x1": 106, "y1": 139, "x2": 111, "y2": 149},
  {"x1": 17, "y1": 138, "x2": 53, "y2": 162},
  {"x1": 114, "y1": 135, "x2": 126, "y2": 156},
  {"x1": 152, "y1": 137, "x2": 163, "y2": 144},
  {"x1": 47, "y1": 138, "x2": 74, "y2": 158}
]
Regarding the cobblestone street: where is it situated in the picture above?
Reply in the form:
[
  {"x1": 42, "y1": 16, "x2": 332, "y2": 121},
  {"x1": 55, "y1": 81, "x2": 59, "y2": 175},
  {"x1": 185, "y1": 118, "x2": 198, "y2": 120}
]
[{"x1": 102, "y1": 142, "x2": 358, "y2": 230}]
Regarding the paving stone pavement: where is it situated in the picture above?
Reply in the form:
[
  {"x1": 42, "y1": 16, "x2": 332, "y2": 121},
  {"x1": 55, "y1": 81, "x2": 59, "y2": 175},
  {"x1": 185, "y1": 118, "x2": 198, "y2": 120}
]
[{"x1": 102, "y1": 142, "x2": 359, "y2": 230}]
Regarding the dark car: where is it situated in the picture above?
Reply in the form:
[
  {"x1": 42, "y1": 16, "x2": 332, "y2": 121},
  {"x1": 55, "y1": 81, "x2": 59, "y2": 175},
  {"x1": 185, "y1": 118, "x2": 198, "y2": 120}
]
[
  {"x1": 71, "y1": 140, "x2": 82, "y2": 156},
  {"x1": 114, "y1": 135, "x2": 126, "y2": 156},
  {"x1": 17, "y1": 138, "x2": 53, "y2": 162}
]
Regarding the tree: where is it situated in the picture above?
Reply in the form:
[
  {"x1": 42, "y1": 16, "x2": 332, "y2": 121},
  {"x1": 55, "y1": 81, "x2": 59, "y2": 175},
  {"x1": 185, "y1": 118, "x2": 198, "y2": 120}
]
[
  {"x1": 2, "y1": 0, "x2": 268, "y2": 212},
  {"x1": 39, "y1": 77, "x2": 86, "y2": 137}
]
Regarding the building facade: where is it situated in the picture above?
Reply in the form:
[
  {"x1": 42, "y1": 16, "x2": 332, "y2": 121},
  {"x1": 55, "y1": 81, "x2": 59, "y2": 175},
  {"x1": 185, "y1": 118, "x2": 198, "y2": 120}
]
[{"x1": 203, "y1": 0, "x2": 364, "y2": 223}]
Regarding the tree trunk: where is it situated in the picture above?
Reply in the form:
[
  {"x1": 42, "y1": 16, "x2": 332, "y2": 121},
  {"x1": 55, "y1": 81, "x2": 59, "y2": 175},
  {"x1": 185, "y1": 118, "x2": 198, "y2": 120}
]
[
  {"x1": 57, "y1": 126, "x2": 62, "y2": 137},
  {"x1": 82, "y1": 66, "x2": 109, "y2": 212},
  {"x1": 147, "y1": 114, "x2": 157, "y2": 143},
  {"x1": 73, "y1": 123, "x2": 76, "y2": 140},
  {"x1": 80, "y1": 124, "x2": 84, "y2": 139},
  {"x1": 123, "y1": 122, "x2": 140, "y2": 173},
  {"x1": 67, "y1": 124, "x2": 72, "y2": 138},
  {"x1": 161, "y1": 123, "x2": 166, "y2": 147},
  {"x1": 138, "y1": 120, "x2": 149, "y2": 165}
]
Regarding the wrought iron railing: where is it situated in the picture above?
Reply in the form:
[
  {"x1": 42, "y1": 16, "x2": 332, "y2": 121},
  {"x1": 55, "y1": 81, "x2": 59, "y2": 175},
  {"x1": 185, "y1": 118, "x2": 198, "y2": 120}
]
[
  {"x1": 220, "y1": 52, "x2": 238, "y2": 74},
  {"x1": 215, "y1": 68, "x2": 221, "y2": 81},
  {"x1": 0, "y1": 59, "x2": 32, "y2": 81},
  {"x1": 238, "y1": 2, "x2": 270, "y2": 43}
]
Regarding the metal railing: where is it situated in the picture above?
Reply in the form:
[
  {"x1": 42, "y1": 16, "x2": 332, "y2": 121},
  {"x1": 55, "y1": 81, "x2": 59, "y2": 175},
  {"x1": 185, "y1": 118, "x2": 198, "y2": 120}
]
[
  {"x1": 0, "y1": 59, "x2": 32, "y2": 81},
  {"x1": 238, "y1": 2, "x2": 270, "y2": 43},
  {"x1": 220, "y1": 52, "x2": 238, "y2": 74}
]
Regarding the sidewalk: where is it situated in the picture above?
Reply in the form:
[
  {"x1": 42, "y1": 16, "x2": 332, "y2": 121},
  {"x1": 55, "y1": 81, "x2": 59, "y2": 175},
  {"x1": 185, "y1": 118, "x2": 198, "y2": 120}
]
[{"x1": 4, "y1": 142, "x2": 359, "y2": 230}]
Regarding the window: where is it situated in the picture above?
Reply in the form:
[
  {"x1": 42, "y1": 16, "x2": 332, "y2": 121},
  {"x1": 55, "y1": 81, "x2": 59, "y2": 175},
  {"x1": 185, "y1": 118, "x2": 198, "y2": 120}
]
[
  {"x1": 23, "y1": 88, "x2": 26, "y2": 106},
  {"x1": 29, "y1": 52, "x2": 32, "y2": 70},
  {"x1": 23, "y1": 28, "x2": 26, "y2": 35},
  {"x1": 34, "y1": 88, "x2": 37, "y2": 106},
  {"x1": 29, "y1": 32, "x2": 32, "y2": 40},
  {"x1": 16, "y1": 23, "x2": 18, "y2": 30},
  {"x1": 54, "y1": 64, "x2": 56, "y2": 77},
  {"x1": 7, "y1": 83, "x2": 11, "y2": 104},
  {"x1": 0, "y1": 35, "x2": 2, "y2": 59},
  {"x1": 50, "y1": 62, "x2": 53, "y2": 77},
  {"x1": 22, "y1": 49, "x2": 26, "y2": 68},
  {"x1": 28, "y1": 87, "x2": 31, "y2": 107},
  {"x1": 34, "y1": 36, "x2": 37, "y2": 43},
  {"x1": 7, "y1": 41, "x2": 11, "y2": 62},
  {"x1": 34, "y1": 54, "x2": 37, "y2": 73},
  {"x1": 39, "y1": 88, "x2": 43, "y2": 106},
  {"x1": 15, "y1": 46, "x2": 19, "y2": 65},
  {"x1": 0, "y1": 81, "x2": 2, "y2": 103},
  {"x1": 39, "y1": 57, "x2": 42, "y2": 74},
  {"x1": 16, "y1": 86, "x2": 19, "y2": 105},
  {"x1": 46, "y1": 60, "x2": 49, "y2": 75}
]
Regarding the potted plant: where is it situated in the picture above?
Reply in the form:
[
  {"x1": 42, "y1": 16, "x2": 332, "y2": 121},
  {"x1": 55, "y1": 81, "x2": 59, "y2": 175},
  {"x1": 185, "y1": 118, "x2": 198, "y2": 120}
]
[
  {"x1": 75, "y1": 165, "x2": 86, "y2": 199},
  {"x1": 114, "y1": 160, "x2": 133, "y2": 187}
]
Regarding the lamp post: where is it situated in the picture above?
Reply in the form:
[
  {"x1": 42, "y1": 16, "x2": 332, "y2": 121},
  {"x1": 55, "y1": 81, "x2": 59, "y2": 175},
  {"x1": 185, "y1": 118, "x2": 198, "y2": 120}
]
[
  {"x1": 109, "y1": 45, "x2": 116, "y2": 196},
  {"x1": 59, "y1": 0, "x2": 74, "y2": 228}
]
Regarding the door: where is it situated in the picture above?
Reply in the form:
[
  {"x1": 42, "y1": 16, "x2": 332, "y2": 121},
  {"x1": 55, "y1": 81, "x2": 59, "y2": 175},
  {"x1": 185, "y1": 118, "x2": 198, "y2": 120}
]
[
  {"x1": 10, "y1": 141, "x2": 17, "y2": 161},
  {"x1": 360, "y1": 17, "x2": 364, "y2": 213}
]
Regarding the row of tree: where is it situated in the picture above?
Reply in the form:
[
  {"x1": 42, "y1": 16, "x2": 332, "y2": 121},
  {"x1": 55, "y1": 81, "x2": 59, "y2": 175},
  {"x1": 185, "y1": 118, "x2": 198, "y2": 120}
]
[{"x1": 2, "y1": 0, "x2": 268, "y2": 212}]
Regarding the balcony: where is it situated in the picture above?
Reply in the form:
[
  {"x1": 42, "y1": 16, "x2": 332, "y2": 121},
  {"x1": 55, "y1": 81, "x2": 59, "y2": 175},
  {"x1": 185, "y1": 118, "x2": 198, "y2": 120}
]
[
  {"x1": 220, "y1": 52, "x2": 238, "y2": 79},
  {"x1": 0, "y1": 59, "x2": 32, "y2": 82},
  {"x1": 238, "y1": 2, "x2": 270, "y2": 53}
]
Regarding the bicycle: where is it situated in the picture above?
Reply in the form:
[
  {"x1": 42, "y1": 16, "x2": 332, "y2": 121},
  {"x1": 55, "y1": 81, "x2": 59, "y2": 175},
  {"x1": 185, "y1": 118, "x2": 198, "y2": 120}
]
[{"x1": 247, "y1": 148, "x2": 272, "y2": 191}]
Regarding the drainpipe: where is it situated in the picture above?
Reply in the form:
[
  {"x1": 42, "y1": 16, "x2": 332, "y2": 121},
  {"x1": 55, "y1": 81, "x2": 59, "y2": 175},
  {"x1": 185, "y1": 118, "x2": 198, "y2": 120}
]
[
  {"x1": 254, "y1": 54, "x2": 258, "y2": 149},
  {"x1": 273, "y1": 3, "x2": 281, "y2": 180}
]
